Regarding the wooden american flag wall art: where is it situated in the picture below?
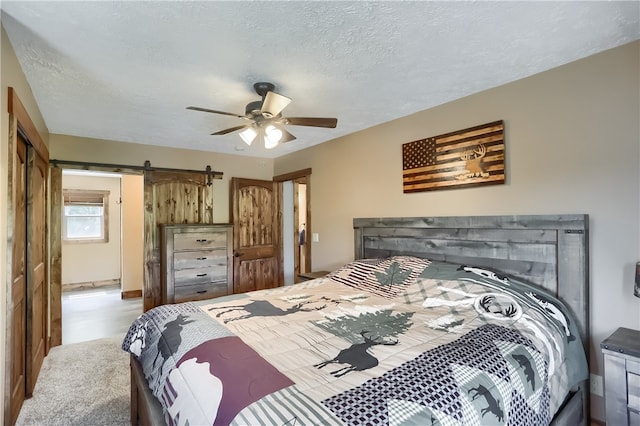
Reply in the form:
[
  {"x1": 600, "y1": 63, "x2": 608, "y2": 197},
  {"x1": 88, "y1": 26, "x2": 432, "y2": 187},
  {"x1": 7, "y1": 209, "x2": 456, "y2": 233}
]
[{"x1": 402, "y1": 120, "x2": 505, "y2": 193}]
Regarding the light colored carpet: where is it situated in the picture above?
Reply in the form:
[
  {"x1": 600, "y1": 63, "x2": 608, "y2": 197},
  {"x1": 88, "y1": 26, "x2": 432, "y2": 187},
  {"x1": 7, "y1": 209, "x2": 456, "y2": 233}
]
[{"x1": 16, "y1": 336, "x2": 130, "y2": 426}]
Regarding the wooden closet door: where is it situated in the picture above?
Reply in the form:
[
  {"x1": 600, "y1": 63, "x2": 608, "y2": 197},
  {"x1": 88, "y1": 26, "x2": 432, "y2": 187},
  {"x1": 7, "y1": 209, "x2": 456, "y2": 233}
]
[
  {"x1": 9, "y1": 136, "x2": 27, "y2": 425},
  {"x1": 143, "y1": 170, "x2": 213, "y2": 311},
  {"x1": 6, "y1": 88, "x2": 50, "y2": 425},
  {"x1": 26, "y1": 147, "x2": 48, "y2": 395}
]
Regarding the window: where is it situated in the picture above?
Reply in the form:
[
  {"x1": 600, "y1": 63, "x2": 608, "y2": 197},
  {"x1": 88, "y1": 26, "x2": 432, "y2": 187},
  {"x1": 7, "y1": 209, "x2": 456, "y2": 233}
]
[{"x1": 63, "y1": 189, "x2": 109, "y2": 243}]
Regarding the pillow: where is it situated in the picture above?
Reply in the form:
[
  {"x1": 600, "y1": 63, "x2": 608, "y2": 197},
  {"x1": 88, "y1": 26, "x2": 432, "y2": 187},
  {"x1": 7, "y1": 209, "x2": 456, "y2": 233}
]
[{"x1": 327, "y1": 256, "x2": 430, "y2": 298}]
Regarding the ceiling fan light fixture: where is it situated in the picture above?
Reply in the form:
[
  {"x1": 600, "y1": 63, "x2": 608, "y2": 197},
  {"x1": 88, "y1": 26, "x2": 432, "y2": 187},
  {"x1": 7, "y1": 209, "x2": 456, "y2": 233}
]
[
  {"x1": 264, "y1": 124, "x2": 283, "y2": 149},
  {"x1": 239, "y1": 127, "x2": 257, "y2": 146},
  {"x1": 188, "y1": 81, "x2": 337, "y2": 150}
]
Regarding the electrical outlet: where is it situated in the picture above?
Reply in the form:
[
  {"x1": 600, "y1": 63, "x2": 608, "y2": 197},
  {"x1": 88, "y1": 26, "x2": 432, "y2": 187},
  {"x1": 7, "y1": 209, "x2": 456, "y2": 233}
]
[{"x1": 590, "y1": 373, "x2": 603, "y2": 397}]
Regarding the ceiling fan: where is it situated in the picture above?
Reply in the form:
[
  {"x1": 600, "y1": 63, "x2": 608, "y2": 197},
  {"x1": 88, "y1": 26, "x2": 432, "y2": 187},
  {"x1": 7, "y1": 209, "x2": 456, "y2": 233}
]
[{"x1": 187, "y1": 82, "x2": 338, "y2": 149}]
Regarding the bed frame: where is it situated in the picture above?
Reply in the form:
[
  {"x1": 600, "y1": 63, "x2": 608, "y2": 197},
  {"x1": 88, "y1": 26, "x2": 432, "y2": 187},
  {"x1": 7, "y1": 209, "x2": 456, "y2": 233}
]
[
  {"x1": 130, "y1": 214, "x2": 589, "y2": 425},
  {"x1": 353, "y1": 214, "x2": 590, "y2": 425}
]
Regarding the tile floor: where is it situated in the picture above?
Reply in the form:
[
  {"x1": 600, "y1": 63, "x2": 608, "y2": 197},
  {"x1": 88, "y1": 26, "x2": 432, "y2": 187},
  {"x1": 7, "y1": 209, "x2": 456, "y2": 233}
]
[{"x1": 62, "y1": 285, "x2": 142, "y2": 345}]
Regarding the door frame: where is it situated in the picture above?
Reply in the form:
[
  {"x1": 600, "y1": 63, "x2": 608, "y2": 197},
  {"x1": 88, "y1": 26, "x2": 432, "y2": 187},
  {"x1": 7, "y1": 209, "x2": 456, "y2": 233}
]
[{"x1": 273, "y1": 168, "x2": 312, "y2": 284}]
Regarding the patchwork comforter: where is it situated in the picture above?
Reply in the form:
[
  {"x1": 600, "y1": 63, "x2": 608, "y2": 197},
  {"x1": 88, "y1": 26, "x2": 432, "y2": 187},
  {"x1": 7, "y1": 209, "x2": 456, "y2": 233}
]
[{"x1": 122, "y1": 257, "x2": 588, "y2": 426}]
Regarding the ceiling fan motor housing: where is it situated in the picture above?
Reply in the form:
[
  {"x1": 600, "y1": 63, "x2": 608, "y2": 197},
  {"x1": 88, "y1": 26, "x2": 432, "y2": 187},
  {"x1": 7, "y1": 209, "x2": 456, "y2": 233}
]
[
  {"x1": 253, "y1": 82, "x2": 276, "y2": 98},
  {"x1": 245, "y1": 100, "x2": 264, "y2": 116}
]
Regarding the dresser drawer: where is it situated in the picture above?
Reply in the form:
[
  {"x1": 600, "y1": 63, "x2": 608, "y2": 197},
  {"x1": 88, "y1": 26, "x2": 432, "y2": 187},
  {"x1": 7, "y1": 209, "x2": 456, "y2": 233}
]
[
  {"x1": 174, "y1": 232, "x2": 227, "y2": 251},
  {"x1": 174, "y1": 265, "x2": 227, "y2": 286},
  {"x1": 173, "y1": 250, "x2": 226, "y2": 270},
  {"x1": 629, "y1": 371, "x2": 640, "y2": 411},
  {"x1": 174, "y1": 282, "x2": 229, "y2": 303}
]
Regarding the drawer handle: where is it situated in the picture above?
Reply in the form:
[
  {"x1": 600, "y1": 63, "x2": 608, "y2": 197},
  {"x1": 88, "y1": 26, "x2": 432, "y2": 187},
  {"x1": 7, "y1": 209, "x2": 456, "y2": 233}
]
[
  {"x1": 196, "y1": 257, "x2": 208, "y2": 260},
  {"x1": 196, "y1": 290, "x2": 207, "y2": 294},
  {"x1": 196, "y1": 273, "x2": 208, "y2": 277},
  {"x1": 196, "y1": 239, "x2": 209, "y2": 243}
]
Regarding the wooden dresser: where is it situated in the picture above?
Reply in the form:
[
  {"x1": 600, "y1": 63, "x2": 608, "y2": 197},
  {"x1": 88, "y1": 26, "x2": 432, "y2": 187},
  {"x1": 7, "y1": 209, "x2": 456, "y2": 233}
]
[
  {"x1": 601, "y1": 327, "x2": 640, "y2": 426},
  {"x1": 160, "y1": 224, "x2": 232, "y2": 304}
]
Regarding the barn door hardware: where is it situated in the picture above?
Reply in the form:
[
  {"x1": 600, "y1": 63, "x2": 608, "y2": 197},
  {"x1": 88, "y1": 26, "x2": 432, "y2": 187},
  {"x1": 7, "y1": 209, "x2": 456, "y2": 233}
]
[{"x1": 50, "y1": 159, "x2": 223, "y2": 186}]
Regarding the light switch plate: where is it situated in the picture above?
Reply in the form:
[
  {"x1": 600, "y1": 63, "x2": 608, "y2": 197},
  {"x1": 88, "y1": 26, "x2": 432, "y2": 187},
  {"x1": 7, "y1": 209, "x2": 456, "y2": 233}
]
[{"x1": 590, "y1": 373, "x2": 603, "y2": 397}]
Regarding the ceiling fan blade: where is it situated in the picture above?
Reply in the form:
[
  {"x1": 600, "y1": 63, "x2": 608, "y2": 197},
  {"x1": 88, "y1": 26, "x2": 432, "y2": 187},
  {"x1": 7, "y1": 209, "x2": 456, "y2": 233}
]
[
  {"x1": 261, "y1": 91, "x2": 291, "y2": 118},
  {"x1": 211, "y1": 125, "x2": 247, "y2": 136},
  {"x1": 284, "y1": 117, "x2": 338, "y2": 128},
  {"x1": 187, "y1": 106, "x2": 246, "y2": 119},
  {"x1": 280, "y1": 128, "x2": 297, "y2": 143}
]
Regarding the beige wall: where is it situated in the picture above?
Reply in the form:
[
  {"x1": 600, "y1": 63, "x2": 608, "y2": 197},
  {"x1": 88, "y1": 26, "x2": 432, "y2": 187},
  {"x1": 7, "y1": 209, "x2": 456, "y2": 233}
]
[
  {"x1": 61, "y1": 174, "x2": 122, "y2": 285},
  {"x1": 1, "y1": 25, "x2": 50, "y2": 426},
  {"x1": 275, "y1": 41, "x2": 640, "y2": 421},
  {"x1": 49, "y1": 134, "x2": 274, "y2": 223},
  {"x1": 121, "y1": 174, "x2": 144, "y2": 293}
]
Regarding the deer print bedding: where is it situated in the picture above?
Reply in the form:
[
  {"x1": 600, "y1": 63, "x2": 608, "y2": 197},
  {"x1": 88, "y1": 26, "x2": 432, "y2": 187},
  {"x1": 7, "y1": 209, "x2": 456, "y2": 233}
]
[{"x1": 122, "y1": 256, "x2": 588, "y2": 426}]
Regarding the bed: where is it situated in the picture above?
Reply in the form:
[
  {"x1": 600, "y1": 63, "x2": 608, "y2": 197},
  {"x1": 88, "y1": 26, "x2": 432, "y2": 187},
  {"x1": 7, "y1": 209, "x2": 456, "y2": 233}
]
[{"x1": 123, "y1": 214, "x2": 590, "y2": 426}]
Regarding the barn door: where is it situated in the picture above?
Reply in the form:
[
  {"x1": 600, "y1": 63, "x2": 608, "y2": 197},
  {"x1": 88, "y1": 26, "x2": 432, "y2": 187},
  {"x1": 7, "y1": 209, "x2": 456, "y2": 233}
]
[
  {"x1": 231, "y1": 178, "x2": 279, "y2": 293},
  {"x1": 143, "y1": 170, "x2": 213, "y2": 311}
]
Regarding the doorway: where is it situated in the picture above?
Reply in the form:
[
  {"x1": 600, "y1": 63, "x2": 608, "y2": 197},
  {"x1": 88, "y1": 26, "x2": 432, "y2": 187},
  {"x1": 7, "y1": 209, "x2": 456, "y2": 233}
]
[
  {"x1": 274, "y1": 169, "x2": 311, "y2": 285},
  {"x1": 59, "y1": 170, "x2": 143, "y2": 344},
  {"x1": 49, "y1": 161, "x2": 219, "y2": 345},
  {"x1": 282, "y1": 179, "x2": 309, "y2": 284}
]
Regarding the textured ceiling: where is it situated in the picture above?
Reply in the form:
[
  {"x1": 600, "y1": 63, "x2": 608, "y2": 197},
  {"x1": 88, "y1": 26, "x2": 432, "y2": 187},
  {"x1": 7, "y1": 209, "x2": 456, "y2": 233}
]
[{"x1": 2, "y1": 1, "x2": 639, "y2": 159}]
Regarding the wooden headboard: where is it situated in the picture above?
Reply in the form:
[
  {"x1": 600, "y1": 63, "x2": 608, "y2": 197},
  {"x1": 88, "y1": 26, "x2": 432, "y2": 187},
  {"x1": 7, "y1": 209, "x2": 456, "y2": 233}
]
[{"x1": 353, "y1": 215, "x2": 589, "y2": 349}]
